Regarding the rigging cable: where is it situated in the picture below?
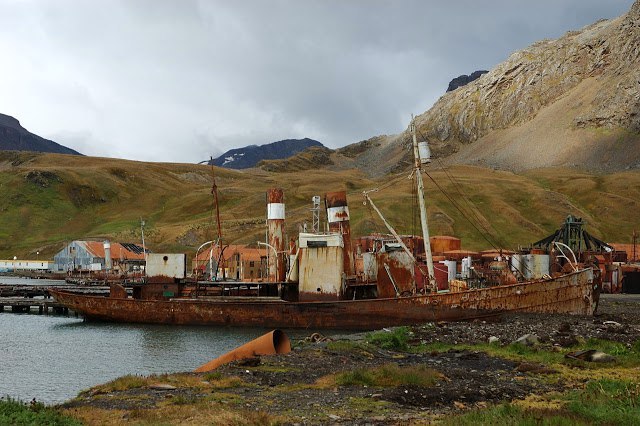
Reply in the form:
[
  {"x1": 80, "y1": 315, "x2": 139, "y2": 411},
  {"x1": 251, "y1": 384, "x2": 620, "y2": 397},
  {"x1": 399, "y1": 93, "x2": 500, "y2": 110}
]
[
  {"x1": 414, "y1": 128, "x2": 504, "y2": 249},
  {"x1": 436, "y1": 157, "x2": 505, "y2": 249},
  {"x1": 414, "y1": 129, "x2": 534, "y2": 277}
]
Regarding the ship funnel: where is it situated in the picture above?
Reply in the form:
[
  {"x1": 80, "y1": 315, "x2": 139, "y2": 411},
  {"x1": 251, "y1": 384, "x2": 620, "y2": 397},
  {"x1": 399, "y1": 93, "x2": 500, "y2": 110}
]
[
  {"x1": 266, "y1": 188, "x2": 286, "y2": 282},
  {"x1": 194, "y1": 329, "x2": 291, "y2": 372},
  {"x1": 418, "y1": 141, "x2": 431, "y2": 164},
  {"x1": 325, "y1": 191, "x2": 353, "y2": 276},
  {"x1": 103, "y1": 240, "x2": 112, "y2": 271}
]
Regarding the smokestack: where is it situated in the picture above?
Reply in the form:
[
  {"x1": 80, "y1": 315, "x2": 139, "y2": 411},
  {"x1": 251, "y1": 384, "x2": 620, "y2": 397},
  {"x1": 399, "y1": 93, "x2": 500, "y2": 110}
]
[
  {"x1": 266, "y1": 188, "x2": 286, "y2": 281},
  {"x1": 103, "y1": 240, "x2": 112, "y2": 272},
  {"x1": 325, "y1": 191, "x2": 353, "y2": 276}
]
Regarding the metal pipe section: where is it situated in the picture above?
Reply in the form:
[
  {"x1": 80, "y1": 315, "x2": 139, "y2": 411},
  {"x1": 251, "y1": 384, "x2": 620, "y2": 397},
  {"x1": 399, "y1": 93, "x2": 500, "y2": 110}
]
[
  {"x1": 325, "y1": 191, "x2": 353, "y2": 276},
  {"x1": 194, "y1": 329, "x2": 291, "y2": 372},
  {"x1": 267, "y1": 188, "x2": 286, "y2": 282}
]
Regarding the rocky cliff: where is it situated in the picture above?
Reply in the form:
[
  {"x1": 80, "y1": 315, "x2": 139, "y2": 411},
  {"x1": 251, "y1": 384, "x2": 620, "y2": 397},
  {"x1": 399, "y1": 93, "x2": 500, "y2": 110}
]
[
  {"x1": 446, "y1": 70, "x2": 489, "y2": 92},
  {"x1": 408, "y1": 0, "x2": 640, "y2": 171},
  {"x1": 0, "y1": 113, "x2": 82, "y2": 155}
]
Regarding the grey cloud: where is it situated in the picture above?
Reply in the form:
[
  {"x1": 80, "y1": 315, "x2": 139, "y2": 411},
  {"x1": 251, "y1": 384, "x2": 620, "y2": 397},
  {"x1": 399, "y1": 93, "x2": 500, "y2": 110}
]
[{"x1": 0, "y1": 0, "x2": 634, "y2": 162}]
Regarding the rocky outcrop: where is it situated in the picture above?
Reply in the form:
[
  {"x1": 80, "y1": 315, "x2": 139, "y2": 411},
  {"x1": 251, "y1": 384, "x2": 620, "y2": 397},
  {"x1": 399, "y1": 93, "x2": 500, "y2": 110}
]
[
  {"x1": 446, "y1": 70, "x2": 489, "y2": 92},
  {"x1": 0, "y1": 113, "x2": 82, "y2": 155},
  {"x1": 410, "y1": 0, "x2": 640, "y2": 169}
]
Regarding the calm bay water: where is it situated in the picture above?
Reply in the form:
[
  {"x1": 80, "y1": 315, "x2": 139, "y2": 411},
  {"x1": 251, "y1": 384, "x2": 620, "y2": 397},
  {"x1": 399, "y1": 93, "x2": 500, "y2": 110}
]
[{"x1": 0, "y1": 278, "x2": 277, "y2": 404}]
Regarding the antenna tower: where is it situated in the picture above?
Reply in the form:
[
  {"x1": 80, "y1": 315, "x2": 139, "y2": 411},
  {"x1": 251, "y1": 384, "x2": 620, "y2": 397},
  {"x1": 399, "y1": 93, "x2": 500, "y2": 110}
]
[{"x1": 311, "y1": 195, "x2": 321, "y2": 233}]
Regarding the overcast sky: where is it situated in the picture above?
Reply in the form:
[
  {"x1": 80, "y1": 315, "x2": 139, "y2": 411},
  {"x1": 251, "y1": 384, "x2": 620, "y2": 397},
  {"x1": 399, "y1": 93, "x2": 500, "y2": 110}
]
[{"x1": 0, "y1": 0, "x2": 634, "y2": 163}]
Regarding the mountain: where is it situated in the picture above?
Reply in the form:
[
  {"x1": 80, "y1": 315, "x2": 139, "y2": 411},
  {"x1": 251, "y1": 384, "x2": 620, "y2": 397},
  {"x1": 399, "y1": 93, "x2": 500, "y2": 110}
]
[
  {"x1": 446, "y1": 70, "x2": 489, "y2": 92},
  {"x1": 0, "y1": 113, "x2": 82, "y2": 155},
  {"x1": 408, "y1": 0, "x2": 640, "y2": 172},
  {"x1": 209, "y1": 138, "x2": 324, "y2": 169}
]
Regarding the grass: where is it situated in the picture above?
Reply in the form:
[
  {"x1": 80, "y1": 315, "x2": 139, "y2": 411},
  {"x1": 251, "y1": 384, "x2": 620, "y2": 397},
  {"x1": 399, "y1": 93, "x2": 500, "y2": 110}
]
[
  {"x1": 366, "y1": 327, "x2": 411, "y2": 351},
  {"x1": 567, "y1": 379, "x2": 640, "y2": 425},
  {"x1": 441, "y1": 378, "x2": 640, "y2": 425},
  {"x1": 80, "y1": 372, "x2": 250, "y2": 397},
  {"x1": 1, "y1": 151, "x2": 640, "y2": 258},
  {"x1": 88, "y1": 374, "x2": 150, "y2": 393},
  {"x1": 69, "y1": 403, "x2": 280, "y2": 426},
  {"x1": 329, "y1": 363, "x2": 440, "y2": 388},
  {"x1": 412, "y1": 337, "x2": 640, "y2": 369},
  {"x1": 0, "y1": 397, "x2": 81, "y2": 426}
]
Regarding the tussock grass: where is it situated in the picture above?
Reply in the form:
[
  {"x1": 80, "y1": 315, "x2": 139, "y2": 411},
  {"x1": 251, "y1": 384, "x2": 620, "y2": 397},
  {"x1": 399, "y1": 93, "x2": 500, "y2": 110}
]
[
  {"x1": 326, "y1": 340, "x2": 363, "y2": 351},
  {"x1": 366, "y1": 327, "x2": 411, "y2": 351},
  {"x1": 82, "y1": 372, "x2": 249, "y2": 397},
  {"x1": 322, "y1": 363, "x2": 440, "y2": 388},
  {"x1": 89, "y1": 374, "x2": 151, "y2": 394}
]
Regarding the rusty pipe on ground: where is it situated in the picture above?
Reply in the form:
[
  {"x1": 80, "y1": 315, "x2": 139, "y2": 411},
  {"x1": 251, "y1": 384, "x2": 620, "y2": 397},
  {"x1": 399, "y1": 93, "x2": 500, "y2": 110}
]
[{"x1": 194, "y1": 329, "x2": 291, "y2": 372}]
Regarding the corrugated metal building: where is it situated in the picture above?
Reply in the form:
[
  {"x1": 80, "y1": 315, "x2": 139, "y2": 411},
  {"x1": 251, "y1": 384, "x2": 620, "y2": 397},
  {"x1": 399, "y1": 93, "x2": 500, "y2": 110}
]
[
  {"x1": 193, "y1": 244, "x2": 266, "y2": 281},
  {"x1": 52, "y1": 240, "x2": 147, "y2": 273}
]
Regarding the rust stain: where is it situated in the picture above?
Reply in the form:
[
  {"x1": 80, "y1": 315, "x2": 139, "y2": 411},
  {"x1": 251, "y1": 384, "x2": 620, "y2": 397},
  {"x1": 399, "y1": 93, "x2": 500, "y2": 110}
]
[
  {"x1": 325, "y1": 191, "x2": 353, "y2": 276},
  {"x1": 267, "y1": 188, "x2": 286, "y2": 281},
  {"x1": 50, "y1": 269, "x2": 598, "y2": 330}
]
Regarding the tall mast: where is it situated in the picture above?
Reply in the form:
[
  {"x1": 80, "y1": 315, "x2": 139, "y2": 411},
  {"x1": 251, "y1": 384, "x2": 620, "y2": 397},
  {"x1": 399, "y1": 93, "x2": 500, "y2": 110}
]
[
  {"x1": 210, "y1": 157, "x2": 222, "y2": 242},
  {"x1": 411, "y1": 116, "x2": 436, "y2": 292}
]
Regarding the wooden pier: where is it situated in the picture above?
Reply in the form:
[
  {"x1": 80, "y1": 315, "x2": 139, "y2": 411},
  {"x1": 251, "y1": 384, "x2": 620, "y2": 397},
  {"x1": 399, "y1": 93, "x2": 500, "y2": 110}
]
[
  {"x1": 0, "y1": 284, "x2": 129, "y2": 316},
  {"x1": 0, "y1": 297, "x2": 70, "y2": 315},
  {"x1": 0, "y1": 285, "x2": 114, "y2": 298}
]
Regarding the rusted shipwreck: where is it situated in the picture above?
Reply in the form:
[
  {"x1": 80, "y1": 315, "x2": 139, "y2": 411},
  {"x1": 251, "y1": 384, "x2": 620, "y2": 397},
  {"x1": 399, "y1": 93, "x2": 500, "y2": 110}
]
[
  {"x1": 50, "y1": 268, "x2": 596, "y2": 329},
  {"x1": 49, "y1": 119, "x2": 602, "y2": 330}
]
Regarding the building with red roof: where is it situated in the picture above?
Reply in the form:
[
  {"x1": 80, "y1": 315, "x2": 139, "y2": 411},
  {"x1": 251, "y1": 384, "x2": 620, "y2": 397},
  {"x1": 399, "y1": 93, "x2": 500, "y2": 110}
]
[{"x1": 52, "y1": 240, "x2": 147, "y2": 273}]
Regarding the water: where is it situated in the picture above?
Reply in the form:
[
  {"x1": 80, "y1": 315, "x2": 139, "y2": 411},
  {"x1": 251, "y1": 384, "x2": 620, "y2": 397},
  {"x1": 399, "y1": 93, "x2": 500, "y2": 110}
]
[{"x1": 0, "y1": 278, "x2": 276, "y2": 404}]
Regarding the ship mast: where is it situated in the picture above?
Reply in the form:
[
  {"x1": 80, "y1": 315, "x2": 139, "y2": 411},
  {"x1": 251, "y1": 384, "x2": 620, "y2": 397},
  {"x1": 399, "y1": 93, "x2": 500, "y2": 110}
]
[
  {"x1": 411, "y1": 116, "x2": 436, "y2": 292},
  {"x1": 210, "y1": 157, "x2": 223, "y2": 242},
  {"x1": 210, "y1": 157, "x2": 223, "y2": 280}
]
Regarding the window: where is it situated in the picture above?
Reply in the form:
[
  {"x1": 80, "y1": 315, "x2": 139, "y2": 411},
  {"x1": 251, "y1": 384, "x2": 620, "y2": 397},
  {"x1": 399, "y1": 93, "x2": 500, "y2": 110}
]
[{"x1": 249, "y1": 261, "x2": 255, "y2": 267}]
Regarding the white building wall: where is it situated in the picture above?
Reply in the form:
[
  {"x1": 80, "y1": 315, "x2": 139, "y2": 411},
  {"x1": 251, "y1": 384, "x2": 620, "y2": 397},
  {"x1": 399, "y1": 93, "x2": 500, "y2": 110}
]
[{"x1": 0, "y1": 260, "x2": 51, "y2": 271}]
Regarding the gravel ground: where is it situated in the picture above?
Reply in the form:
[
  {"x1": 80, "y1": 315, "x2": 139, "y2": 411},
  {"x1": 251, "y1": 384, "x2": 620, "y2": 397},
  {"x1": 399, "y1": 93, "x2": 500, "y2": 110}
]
[{"x1": 63, "y1": 295, "x2": 640, "y2": 425}]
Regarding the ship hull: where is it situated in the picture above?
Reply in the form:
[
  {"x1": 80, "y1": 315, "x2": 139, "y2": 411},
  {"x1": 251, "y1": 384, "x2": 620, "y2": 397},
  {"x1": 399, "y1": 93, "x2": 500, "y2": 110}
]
[{"x1": 49, "y1": 269, "x2": 597, "y2": 329}]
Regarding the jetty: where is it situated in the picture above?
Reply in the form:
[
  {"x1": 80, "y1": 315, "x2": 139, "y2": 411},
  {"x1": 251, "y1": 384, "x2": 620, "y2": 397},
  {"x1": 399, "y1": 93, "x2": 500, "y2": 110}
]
[
  {"x1": 0, "y1": 284, "x2": 124, "y2": 315},
  {"x1": 0, "y1": 297, "x2": 69, "y2": 314},
  {"x1": 0, "y1": 285, "x2": 114, "y2": 298}
]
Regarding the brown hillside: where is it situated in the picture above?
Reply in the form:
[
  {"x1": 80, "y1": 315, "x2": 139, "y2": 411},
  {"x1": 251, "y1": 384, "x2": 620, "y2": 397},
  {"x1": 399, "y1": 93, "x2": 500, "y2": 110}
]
[{"x1": 1, "y1": 151, "x2": 639, "y2": 260}]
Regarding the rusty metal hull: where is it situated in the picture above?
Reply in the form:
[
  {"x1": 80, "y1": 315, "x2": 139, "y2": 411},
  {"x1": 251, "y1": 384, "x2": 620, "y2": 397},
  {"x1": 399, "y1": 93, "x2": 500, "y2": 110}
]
[{"x1": 49, "y1": 269, "x2": 598, "y2": 330}]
